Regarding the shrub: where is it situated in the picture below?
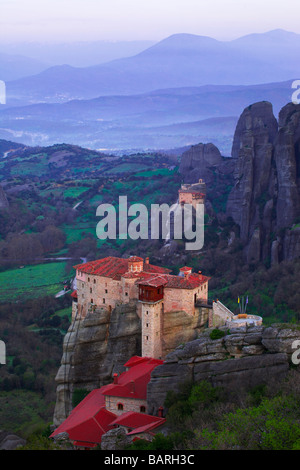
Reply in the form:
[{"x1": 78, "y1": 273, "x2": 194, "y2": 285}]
[{"x1": 209, "y1": 329, "x2": 226, "y2": 340}]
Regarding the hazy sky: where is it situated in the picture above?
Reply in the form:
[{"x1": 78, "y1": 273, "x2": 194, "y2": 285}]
[{"x1": 0, "y1": 0, "x2": 299, "y2": 43}]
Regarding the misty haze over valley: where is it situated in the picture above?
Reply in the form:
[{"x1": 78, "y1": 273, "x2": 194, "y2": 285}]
[{"x1": 0, "y1": 29, "x2": 299, "y2": 154}]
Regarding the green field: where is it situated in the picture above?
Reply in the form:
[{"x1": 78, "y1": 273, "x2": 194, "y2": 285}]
[
  {"x1": 62, "y1": 223, "x2": 97, "y2": 244},
  {"x1": 104, "y1": 163, "x2": 150, "y2": 174},
  {"x1": 135, "y1": 168, "x2": 175, "y2": 177},
  {"x1": 54, "y1": 306, "x2": 72, "y2": 320},
  {"x1": 0, "y1": 262, "x2": 72, "y2": 301},
  {"x1": 63, "y1": 186, "x2": 90, "y2": 199}
]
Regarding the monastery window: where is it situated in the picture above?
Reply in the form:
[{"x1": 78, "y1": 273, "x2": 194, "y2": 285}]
[
  {"x1": 146, "y1": 323, "x2": 149, "y2": 327},
  {"x1": 146, "y1": 311, "x2": 149, "y2": 315},
  {"x1": 90, "y1": 287, "x2": 92, "y2": 293},
  {"x1": 117, "y1": 403, "x2": 124, "y2": 411},
  {"x1": 88, "y1": 277, "x2": 90, "y2": 282},
  {"x1": 146, "y1": 336, "x2": 149, "y2": 340},
  {"x1": 140, "y1": 406, "x2": 146, "y2": 413},
  {"x1": 82, "y1": 283, "x2": 84, "y2": 288},
  {"x1": 105, "y1": 289, "x2": 108, "y2": 294},
  {"x1": 94, "y1": 279, "x2": 96, "y2": 284},
  {"x1": 125, "y1": 292, "x2": 128, "y2": 296},
  {"x1": 103, "y1": 298, "x2": 105, "y2": 304},
  {"x1": 91, "y1": 299, "x2": 93, "y2": 304}
]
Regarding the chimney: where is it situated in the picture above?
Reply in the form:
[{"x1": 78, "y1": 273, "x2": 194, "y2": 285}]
[
  {"x1": 113, "y1": 373, "x2": 118, "y2": 384},
  {"x1": 158, "y1": 406, "x2": 164, "y2": 418},
  {"x1": 129, "y1": 380, "x2": 135, "y2": 393},
  {"x1": 145, "y1": 257, "x2": 149, "y2": 265}
]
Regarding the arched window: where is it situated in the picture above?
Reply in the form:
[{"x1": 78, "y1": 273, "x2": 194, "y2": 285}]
[
  {"x1": 117, "y1": 403, "x2": 124, "y2": 411},
  {"x1": 140, "y1": 406, "x2": 146, "y2": 413}
]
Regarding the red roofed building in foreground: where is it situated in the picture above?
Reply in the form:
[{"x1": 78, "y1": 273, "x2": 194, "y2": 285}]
[
  {"x1": 73, "y1": 255, "x2": 210, "y2": 359},
  {"x1": 50, "y1": 357, "x2": 165, "y2": 448}
]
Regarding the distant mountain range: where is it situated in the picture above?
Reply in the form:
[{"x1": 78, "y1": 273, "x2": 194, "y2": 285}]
[
  {"x1": 4, "y1": 29, "x2": 300, "y2": 106},
  {"x1": 0, "y1": 80, "x2": 294, "y2": 154},
  {"x1": 0, "y1": 40, "x2": 155, "y2": 68},
  {"x1": 0, "y1": 52, "x2": 49, "y2": 81}
]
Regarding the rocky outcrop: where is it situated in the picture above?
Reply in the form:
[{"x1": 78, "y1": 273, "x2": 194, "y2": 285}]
[
  {"x1": 53, "y1": 303, "x2": 210, "y2": 426},
  {"x1": 53, "y1": 302, "x2": 141, "y2": 426},
  {"x1": 0, "y1": 185, "x2": 8, "y2": 209},
  {"x1": 0, "y1": 431, "x2": 26, "y2": 450},
  {"x1": 147, "y1": 324, "x2": 300, "y2": 415},
  {"x1": 162, "y1": 307, "x2": 210, "y2": 357},
  {"x1": 275, "y1": 103, "x2": 300, "y2": 229},
  {"x1": 179, "y1": 142, "x2": 235, "y2": 217},
  {"x1": 226, "y1": 101, "x2": 300, "y2": 263},
  {"x1": 227, "y1": 102, "x2": 278, "y2": 246},
  {"x1": 101, "y1": 427, "x2": 132, "y2": 451},
  {"x1": 179, "y1": 143, "x2": 223, "y2": 186}
]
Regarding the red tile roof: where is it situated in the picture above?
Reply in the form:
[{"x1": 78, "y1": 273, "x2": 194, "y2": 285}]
[
  {"x1": 74, "y1": 256, "x2": 209, "y2": 290},
  {"x1": 103, "y1": 357, "x2": 163, "y2": 400},
  {"x1": 109, "y1": 411, "x2": 165, "y2": 430},
  {"x1": 50, "y1": 356, "x2": 164, "y2": 447},
  {"x1": 179, "y1": 189, "x2": 205, "y2": 196},
  {"x1": 127, "y1": 421, "x2": 166, "y2": 436},
  {"x1": 123, "y1": 356, "x2": 152, "y2": 368},
  {"x1": 138, "y1": 272, "x2": 210, "y2": 290},
  {"x1": 74, "y1": 257, "x2": 171, "y2": 280},
  {"x1": 137, "y1": 275, "x2": 169, "y2": 288},
  {"x1": 50, "y1": 387, "x2": 116, "y2": 445}
]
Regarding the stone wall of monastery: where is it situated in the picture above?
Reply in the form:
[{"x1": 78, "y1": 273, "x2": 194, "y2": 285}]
[{"x1": 105, "y1": 396, "x2": 147, "y2": 416}]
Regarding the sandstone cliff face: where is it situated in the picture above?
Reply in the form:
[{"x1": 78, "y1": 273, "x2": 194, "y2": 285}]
[
  {"x1": 53, "y1": 302, "x2": 141, "y2": 426},
  {"x1": 226, "y1": 101, "x2": 300, "y2": 263},
  {"x1": 53, "y1": 303, "x2": 209, "y2": 426},
  {"x1": 147, "y1": 324, "x2": 300, "y2": 415},
  {"x1": 179, "y1": 143, "x2": 223, "y2": 186},
  {"x1": 275, "y1": 103, "x2": 300, "y2": 229},
  {"x1": 227, "y1": 102, "x2": 278, "y2": 244}
]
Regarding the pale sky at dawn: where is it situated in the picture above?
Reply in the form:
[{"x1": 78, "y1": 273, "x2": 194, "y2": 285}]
[{"x1": 0, "y1": 0, "x2": 299, "y2": 43}]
